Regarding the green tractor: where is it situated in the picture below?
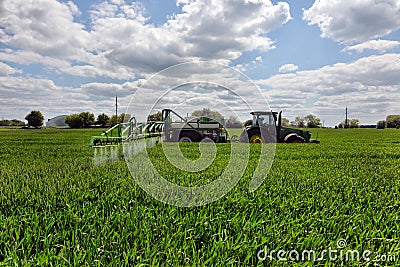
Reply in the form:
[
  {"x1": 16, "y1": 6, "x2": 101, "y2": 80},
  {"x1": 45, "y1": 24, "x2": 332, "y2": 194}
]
[{"x1": 239, "y1": 111, "x2": 319, "y2": 143}]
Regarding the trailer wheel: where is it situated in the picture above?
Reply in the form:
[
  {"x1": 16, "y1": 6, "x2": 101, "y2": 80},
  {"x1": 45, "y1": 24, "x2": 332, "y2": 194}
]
[
  {"x1": 179, "y1": 136, "x2": 192, "y2": 142},
  {"x1": 230, "y1": 135, "x2": 239, "y2": 142},
  {"x1": 179, "y1": 131, "x2": 199, "y2": 142}
]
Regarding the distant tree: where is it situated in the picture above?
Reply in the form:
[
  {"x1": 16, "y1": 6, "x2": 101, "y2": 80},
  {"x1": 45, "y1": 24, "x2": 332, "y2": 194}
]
[
  {"x1": 110, "y1": 115, "x2": 118, "y2": 126},
  {"x1": 147, "y1": 111, "x2": 162, "y2": 121},
  {"x1": 349, "y1": 119, "x2": 360, "y2": 128},
  {"x1": 294, "y1": 116, "x2": 305, "y2": 128},
  {"x1": 96, "y1": 113, "x2": 109, "y2": 127},
  {"x1": 10, "y1": 119, "x2": 25, "y2": 126},
  {"x1": 79, "y1": 112, "x2": 95, "y2": 127},
  {"x1": 65, "y1": 114, "x2": 83, "y2": 128},
  {"x1": 225, "y1": 116, "x2": 242, "y2": 128},
  {"x1": 192, "y1": 108, "x2": 224, "y2": 123},
  {"x1": 338, "y1": 118, "x2": 360, "y2": 128},
  {"x1": 118, "y1": 113, "x2": 131, "y2": 123},
  {"x1": 0, "y1": 120, "x2": 10, "y2": 126},
  {"x1": 25, "y1": 110, "x2": 44, "y2": 128},
  {"x1": 281, "y1": 117, "x2": 289, "y2": 126},
  {"x1": 343, "y1": 119, "x2": 349, "y2": 128},
  {"x1": 376, "y1": 120, "x2": 386, "y2": 129},
  {"x1": 386, "y1": 115, "x2": 400, "y2": 128},
  {"x1": 109, "y1": 113, "x2": 132, "y2": 125},
  {"x1": 304, "y1": 114, "x2": 321, "y2": 128}
]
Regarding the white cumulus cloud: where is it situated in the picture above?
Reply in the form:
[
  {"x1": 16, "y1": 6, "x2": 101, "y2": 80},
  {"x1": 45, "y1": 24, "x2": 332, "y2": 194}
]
[
  {"x1": 0, "y1": 0, "x2": 90, "y2": 58},
  {"x1": 303, "y1": 0, "x2": 400, "y2": 43},
  {"x1": 344, "y1": 39, "x2": 400, "y2": 53},
  {"x1": 90, "y1": 0, "x2": 292, "y2": 73},
  {"x1": 0, "y1": 62, "x2": 22, "y2": 76},
  {"x1": 279, "y1": 63, "x2": 298, "y2": 73},
  {"x1": 0, "y1": 0, "x2": 292, "y2": 78}
]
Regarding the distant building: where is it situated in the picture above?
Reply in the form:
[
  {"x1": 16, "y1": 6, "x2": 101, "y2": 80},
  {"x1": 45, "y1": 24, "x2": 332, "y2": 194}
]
[{"x1": 46, "y1": 115, "x2": 69, "y2": 128}]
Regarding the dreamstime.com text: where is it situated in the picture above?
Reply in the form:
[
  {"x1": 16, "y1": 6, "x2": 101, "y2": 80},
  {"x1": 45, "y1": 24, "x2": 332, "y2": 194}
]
[{"x1": 257, "y1": 239, "x2": 399, "y2": 263}]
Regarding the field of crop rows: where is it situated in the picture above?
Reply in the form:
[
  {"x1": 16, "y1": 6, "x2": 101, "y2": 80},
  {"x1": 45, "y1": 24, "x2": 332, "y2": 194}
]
[{"x1": 1, "y1": 128, "x2": 400, "y2": 266}]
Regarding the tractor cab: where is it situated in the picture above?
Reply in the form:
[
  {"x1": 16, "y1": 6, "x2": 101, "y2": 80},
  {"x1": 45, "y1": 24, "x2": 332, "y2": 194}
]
[{"x1": 250, "y1": 111, "x2": 276, "y2": 127}]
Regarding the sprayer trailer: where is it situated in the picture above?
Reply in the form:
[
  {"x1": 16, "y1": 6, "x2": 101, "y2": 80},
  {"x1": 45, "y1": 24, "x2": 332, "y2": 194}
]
[
  {"x1": 88, "y1": 109, "x2": 228, "y2": 147},
  {"x1": 162, "y1": 109, "x2": 227, "y2": 143}
]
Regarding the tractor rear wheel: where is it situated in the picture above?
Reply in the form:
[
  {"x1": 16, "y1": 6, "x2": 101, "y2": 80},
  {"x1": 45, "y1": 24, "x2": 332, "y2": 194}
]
[
  {"x1": 249, "y1": 134, "x2": 263, "y2": 143},
  {"x1": 247, "y1": 128, "x2": 263, "y2": 143}
]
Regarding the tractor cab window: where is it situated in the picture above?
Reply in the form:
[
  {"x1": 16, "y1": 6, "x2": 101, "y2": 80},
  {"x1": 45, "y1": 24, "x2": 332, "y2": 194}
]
[{"x1": 253, "y1": 114, "x2": 275, "y2": 126}]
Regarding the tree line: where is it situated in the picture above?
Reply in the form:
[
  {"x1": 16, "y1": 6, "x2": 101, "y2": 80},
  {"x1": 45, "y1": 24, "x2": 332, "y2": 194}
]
[
  {"x1": 65, "y1": 112, "x2": 131, "y2": 128},
  {"x1": 0, "y1": 119, "x2": 25, "y2": 127},
  {"x1": 9, "y1": 110, "x2": 133, "y2": 129},
  {"x1": 293, "y1": 114, "x2": 321, "y2": 128},
  {"x1": 336, "y1": 119, "x2": 360, "y2": 129},
  {"x1": 377, "y1": 115, "x2": 400, "y2": 129}
]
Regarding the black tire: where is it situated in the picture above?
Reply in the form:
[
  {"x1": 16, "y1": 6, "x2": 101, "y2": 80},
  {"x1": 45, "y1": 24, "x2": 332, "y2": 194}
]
[
  {"x1": 284, "y1": 134, "x2": 305, "y2": 143},
  {"x1": 246, "y1": 128, "x2": 263, "y2": 143},
  {"x1": 230, "y1": 135, "x2": 239, "y2": 142},
  {"x1": 179, "y1": 131, "x2": 200, "y2": 142}
]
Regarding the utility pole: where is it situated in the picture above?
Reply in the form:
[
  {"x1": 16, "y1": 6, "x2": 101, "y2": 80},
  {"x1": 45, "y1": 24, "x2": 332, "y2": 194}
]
[
  {"x1": 115, "y1": 94, "x2": 118, "y2": 121},
  {"x1": 345, "y1": 107, "x2": 349, "y2": 128}
]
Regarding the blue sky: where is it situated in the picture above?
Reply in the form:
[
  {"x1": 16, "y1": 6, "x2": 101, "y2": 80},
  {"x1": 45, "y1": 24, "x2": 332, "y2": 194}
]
[{"x1": 1, "y1": 0, "x2": 399, "y2": 126}]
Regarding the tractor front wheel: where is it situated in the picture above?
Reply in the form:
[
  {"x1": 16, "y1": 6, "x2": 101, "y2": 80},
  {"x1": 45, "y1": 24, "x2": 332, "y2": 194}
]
[{"x1": 284, "y1": 134, "x2": 305, "y2": 143}]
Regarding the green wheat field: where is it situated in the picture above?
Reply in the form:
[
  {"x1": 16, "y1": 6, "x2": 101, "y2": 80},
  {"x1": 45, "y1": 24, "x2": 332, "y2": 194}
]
[{"x1": 1, "y1": 128, "x2": 400, "y2": 266}]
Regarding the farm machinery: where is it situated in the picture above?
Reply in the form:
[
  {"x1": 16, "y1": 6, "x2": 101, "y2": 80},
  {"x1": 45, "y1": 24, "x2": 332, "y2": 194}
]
[
  {"x1": 239, "y1": 111, "x2": 319, "y2": 143},
  {"x1": 88, "y1": 109, "x2": 318, "y2": 149},
  {"x1": 88, "y1": 109, "x2": 227, "y2": 148}
]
